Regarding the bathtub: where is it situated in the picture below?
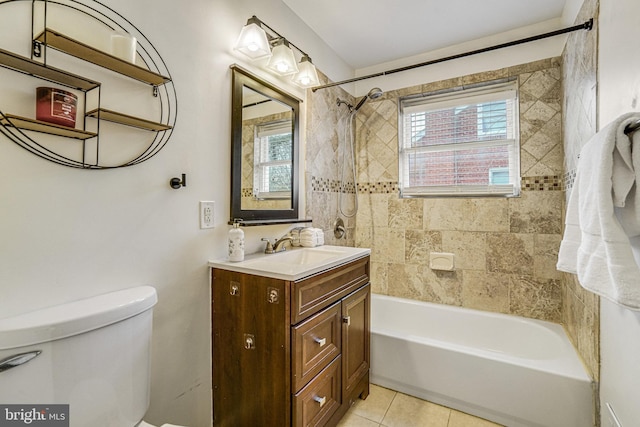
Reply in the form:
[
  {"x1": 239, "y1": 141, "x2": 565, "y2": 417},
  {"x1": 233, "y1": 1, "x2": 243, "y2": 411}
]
[{"x1": 370, "y1": 294, "x2": 593, "y2": 427}]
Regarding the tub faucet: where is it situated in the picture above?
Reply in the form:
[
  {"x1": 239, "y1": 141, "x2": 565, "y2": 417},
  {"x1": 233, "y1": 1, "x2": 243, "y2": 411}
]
[{"x1": 262, "y1": 235, "x2": 293, "y2": 254}]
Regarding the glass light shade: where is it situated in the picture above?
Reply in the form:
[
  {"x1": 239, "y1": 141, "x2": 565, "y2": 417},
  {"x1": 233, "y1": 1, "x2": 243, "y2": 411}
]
[
  {"x1": 266, "y1": 40, "x2": 299, "y2": 76},
  {"x1": 234, "y1": 20, "x2": 271, "y2": 60},
  {"x1": 292, "y1": 55, "x2": 320, "y2": 87}
]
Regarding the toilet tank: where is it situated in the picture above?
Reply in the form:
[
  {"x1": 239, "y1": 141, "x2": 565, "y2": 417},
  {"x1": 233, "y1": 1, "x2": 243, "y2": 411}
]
[{"x1": 0, "y1": 286, "x2": 157, "y2": 427}]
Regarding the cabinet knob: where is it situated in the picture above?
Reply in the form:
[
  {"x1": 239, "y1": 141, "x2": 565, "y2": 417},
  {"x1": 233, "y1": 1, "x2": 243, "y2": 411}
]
[
  {"x1": 314, "y1": 337, "x2": 326, "y2": 347},
  {"x1": 244, "y1": 334, "x2": 255, "y2": 350},
  {"x1": 230, "y1": 283, "x2": 239, "y2": 296},
  {"x1": 313, "y1": 396, "x2": 327, "y2": 407}
]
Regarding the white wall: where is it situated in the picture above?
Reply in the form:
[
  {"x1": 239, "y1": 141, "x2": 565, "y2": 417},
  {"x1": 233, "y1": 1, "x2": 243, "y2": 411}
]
[
  {"x1": 598, "y1": 0, "x2": 640, "y2": 425},
  {"x1": 0, "y1": 0, "x2": 349, "y2": 425},
  {"x1": 352, "y1": 18, "x2": 571, "y2": 97}
]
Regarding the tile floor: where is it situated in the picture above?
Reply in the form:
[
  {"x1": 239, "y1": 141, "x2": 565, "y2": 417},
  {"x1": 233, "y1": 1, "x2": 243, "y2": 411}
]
[{"x1": 337, "y1": 385, "x2": 504, "y2": 427}]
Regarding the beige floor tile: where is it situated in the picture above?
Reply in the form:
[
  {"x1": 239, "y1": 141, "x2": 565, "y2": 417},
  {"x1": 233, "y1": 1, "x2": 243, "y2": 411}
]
[
  {"x1": 337, "y1": 411, "x2": 381, "y2": 427},
  {"x1": 351, "y1": 384, "x2": 397, "y2": 423},
  {"x1": 448, "y1": 410, "x2": 504, "y2": 427},
  {"x1": 381, "y1": 393, "x2": 450, "y2": 427}
]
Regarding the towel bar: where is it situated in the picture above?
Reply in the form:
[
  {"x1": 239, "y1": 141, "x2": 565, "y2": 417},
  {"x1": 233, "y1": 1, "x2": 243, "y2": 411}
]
[{"x1": 624, "y1": 119, "x2": 640, "y2": 135}]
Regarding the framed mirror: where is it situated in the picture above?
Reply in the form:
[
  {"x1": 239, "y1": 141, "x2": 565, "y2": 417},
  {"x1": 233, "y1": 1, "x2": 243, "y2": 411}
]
[{"x1": 230, "y1": 65, "x2": 302, "y2": 224}]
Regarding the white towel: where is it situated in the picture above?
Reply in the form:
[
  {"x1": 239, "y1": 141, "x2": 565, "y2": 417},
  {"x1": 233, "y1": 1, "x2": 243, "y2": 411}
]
[
  {"x1": 557, "y1": 112, "x2": 640, "y2": 310},
  {"x1": 299, "y1": 228, "x2": 324, "y2": 247},
  {"x1": 300, "y1": 228, "x2": 318, "y2": 247}
]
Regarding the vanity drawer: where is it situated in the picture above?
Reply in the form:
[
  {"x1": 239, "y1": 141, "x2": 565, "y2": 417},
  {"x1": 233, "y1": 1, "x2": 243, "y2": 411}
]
[
  {"x1": 293, "y1": 355, "x2": 341, "y2": 427},
  {"x1": 292, "y1": 257, "x2": 369, "y2": 324},
  {"x1": 292, "y1": 302, "x2": 341, "y2": 392}
]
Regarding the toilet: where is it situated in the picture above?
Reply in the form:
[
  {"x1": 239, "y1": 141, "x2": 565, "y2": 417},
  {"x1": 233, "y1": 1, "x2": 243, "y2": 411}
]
[{"x1": 0, "y1": 286, "x2": 186, "y2": 427}]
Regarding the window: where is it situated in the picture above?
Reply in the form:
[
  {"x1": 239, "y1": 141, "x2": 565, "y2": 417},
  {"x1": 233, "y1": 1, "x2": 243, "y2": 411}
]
[
  {"x1": 399, "y1": 80, "x2": 520, "y2": 197},
  {"x1": 253, "y1": 120, "x2": 292, "y2": 199}
]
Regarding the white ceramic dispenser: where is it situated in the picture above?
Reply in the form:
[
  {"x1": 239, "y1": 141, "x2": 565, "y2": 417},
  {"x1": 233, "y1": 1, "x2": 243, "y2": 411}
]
[{"x1": 228, "y1": 221, "x2": 245, "y2": 261}]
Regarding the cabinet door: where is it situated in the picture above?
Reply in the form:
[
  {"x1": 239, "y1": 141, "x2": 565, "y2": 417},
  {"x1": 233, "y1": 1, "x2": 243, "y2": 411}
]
[
  {"x1": 212, "y1": 269, "x2": 290, "y2": 427},
  {"x1": 341, "y1": 284, "x2": 370, "y2": 399}
]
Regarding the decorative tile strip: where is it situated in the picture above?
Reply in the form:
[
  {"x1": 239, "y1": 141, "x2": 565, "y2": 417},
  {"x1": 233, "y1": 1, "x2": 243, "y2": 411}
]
[
  {"x1": 314, "y1": 177, "x2": 564, "y2": 194},
  {"x1": 521, "y1": 175, "x2": 563, "y2": 191},
  {"x1": 311, "y1": 176, "x2": 357, "y2": 193},
  {"x1": 357, "y1": 181, "x2": 400, "y2": 194},
  {"x1": 241, "y1": 188, "x2": 253, "y2": 197},
  {"x1": 563, "y1": 169, "x2": 576, "y2": 192}
]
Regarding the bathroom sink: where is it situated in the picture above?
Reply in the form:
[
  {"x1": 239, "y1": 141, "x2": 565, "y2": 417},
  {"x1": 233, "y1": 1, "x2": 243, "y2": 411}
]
[
  {"x1": 262, "y1": 247, "x2": 346, "y2": 265},
  {"x1": 209, "y1": 245, "x2": 370, "y2": 281}
]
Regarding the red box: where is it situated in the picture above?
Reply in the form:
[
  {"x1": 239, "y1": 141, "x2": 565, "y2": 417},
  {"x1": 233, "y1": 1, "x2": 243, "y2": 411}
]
[{"x1": 36, "y1": 87, "x2": 77, "y2": 128}]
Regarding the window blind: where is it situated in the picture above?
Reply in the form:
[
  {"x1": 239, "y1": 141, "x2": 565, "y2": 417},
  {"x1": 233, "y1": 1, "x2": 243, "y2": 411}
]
[
  {"x1": 399, "y1": 80, "x2": 520, "y2": 197},
  {"x1": 253, "y1": 120, "x2": 292, "y2": 199}
]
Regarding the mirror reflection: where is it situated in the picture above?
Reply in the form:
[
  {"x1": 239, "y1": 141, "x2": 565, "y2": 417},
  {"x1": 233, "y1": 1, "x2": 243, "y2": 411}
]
[{"x1": 241, "y1": 86, "x2": 293, "y2": 210}]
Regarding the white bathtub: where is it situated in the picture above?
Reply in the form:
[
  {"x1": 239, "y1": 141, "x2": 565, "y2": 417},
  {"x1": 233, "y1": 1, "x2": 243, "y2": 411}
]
[{"x1": 370, "y1": 294, "x2": 593, "y2": 427}]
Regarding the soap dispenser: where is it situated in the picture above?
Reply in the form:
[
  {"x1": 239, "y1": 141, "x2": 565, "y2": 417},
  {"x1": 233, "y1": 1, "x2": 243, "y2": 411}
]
[{"x1": 228, "y1": 220, "x2": 245, "y2": 262}]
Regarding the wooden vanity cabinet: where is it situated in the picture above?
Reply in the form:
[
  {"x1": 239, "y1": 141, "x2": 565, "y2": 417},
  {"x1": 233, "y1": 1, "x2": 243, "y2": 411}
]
[{"x1": 211, "y1": 255, "x2": 370, "y2": 427}]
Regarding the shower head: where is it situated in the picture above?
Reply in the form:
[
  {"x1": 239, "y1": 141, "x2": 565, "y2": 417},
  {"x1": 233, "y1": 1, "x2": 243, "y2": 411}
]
[{"x1": 353, "y1": 87, "x2": 383, "y2": 111}]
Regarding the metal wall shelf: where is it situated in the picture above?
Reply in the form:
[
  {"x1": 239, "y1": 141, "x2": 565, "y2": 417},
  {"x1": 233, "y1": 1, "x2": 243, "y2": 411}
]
[
  {"x1": 0, "y1": 47, "x2": 100, "y2": 91},
  {"x1": 0, "y1": 114, "x2": 97, "y2": 140},
  {"x1": 86, "y1": 108, "x2": 172, "y2": 131},
  {"x1": 0, "y1": 1, "x2": 177, "y2": 169},
  {"x1": 34, "y1": 28, "x2": 170, "y2": 86}
]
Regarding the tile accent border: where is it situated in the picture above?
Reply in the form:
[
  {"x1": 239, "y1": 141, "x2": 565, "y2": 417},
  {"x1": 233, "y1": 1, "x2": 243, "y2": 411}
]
[
  {"x1": 311, "y1": 176, "x2": 356, "y2": 193},
  {"x1": 312, "y1": 176, "x2": 562, "y2": 195},
  {"x1": 563, "y1": 169, "x2": 577, "y2": 192},
  {"x1": 521, "y1": 175, "x2": 563, "y2": 192}
]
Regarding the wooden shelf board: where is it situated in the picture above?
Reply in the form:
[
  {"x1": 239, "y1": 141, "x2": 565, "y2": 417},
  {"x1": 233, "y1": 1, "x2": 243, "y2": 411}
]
[
  {"x1": 35, "y1": 29, "x2": 170, "y2": 86},
  {"x1": 0, "y1": 114, "x2": 96, "y2": 140},
  {"x1": 0, "y1": 47, "x2": 100, "y2": 91},
  {"x1": 86, "y1": 108, "x2": 172, "y2": 131}
]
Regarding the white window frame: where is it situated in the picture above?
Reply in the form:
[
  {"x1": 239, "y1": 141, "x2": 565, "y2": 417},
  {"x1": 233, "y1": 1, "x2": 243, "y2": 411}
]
[
  {"x1": 253, "y1": 120, "x2": 292, "y2": 200},
  {"x1": 399, "y1": 80, "x2": 521, "y2": 197}
]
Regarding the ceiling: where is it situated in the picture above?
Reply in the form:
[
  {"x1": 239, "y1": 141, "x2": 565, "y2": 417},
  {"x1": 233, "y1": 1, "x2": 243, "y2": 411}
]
[{"x1": 282, "y1": 0, "x2": 568, "y2": 70}]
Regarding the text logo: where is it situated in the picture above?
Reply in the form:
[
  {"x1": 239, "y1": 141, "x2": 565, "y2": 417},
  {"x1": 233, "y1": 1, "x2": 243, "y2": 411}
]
[{"x1": 0, "y1": 405, "x2": 69, "y2": 427}]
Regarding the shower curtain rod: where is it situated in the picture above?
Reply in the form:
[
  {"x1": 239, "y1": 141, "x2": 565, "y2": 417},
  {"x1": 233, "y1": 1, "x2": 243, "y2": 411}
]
[{"x1": 311, "y1": 19, "x2": 593, "y2": 92}]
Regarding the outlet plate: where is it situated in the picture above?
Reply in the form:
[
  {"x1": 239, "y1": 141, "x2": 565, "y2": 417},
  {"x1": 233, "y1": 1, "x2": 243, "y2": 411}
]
[{"x1": 200, "y1": 201, "x2": 215, "y2": 229}]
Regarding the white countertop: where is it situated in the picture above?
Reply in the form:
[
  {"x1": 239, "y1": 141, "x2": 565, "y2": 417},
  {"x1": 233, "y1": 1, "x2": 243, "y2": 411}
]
[{"x1": 209, "y1": 245, "x2": 371, "y2": 281}]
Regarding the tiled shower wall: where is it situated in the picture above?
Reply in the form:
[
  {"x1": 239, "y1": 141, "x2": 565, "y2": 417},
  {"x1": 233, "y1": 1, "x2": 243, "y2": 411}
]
[
  {"x1": 352, "y1": 59, "x2": 565, "y2": 323},
  {"x1": 305, "y1": 71, "x2": 357, "y2": 246},
  {"x1": 561, "y1": 0, "x2": 600, "y2": 380},
  {"x1": 308, "y1": 59, "x2": 567, "y2": 323}
]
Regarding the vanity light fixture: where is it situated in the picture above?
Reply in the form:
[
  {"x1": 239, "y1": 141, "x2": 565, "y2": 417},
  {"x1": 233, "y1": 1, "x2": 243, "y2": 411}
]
[
  {"x1": 234, "y1": 16, "x2": 271, "y2": 60},
  {"x1": 235, "y1": 15, "x2": 320, "y2": 87},
  {"x1": 266, "y1": 38, "x2": 298, "y2": 75},
  {"x1": 292, "y1": 54, "x2": 320, "y2": 87}
]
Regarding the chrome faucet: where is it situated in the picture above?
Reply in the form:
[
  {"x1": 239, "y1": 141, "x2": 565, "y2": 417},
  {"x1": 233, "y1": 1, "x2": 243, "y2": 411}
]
[{"x1": 262, "y1": 235, "x2": 293, "y2": 254}]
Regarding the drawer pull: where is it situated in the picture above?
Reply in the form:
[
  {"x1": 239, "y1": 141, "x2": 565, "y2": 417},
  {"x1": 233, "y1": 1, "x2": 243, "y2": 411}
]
[
  {"x1": 343, "y1": 316, "x2": 351, "y2": 326},
  {"x1": 313, "y1": 396, "x2": 327, "y2": 407},
  {"x1": 314, "y1": 337, "x2": 326, "y2": 347}
]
